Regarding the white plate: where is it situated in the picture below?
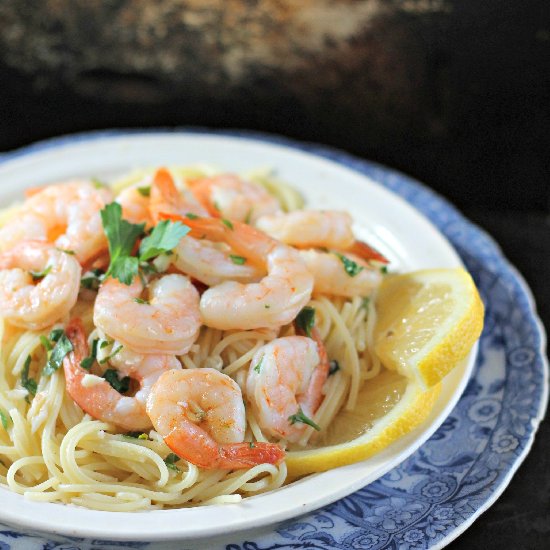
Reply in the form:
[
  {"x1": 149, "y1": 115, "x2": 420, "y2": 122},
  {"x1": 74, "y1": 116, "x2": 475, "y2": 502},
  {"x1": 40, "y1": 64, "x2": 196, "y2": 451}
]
[{"x1": 0, "y1": 131, "x2": 476, "y2": 542}]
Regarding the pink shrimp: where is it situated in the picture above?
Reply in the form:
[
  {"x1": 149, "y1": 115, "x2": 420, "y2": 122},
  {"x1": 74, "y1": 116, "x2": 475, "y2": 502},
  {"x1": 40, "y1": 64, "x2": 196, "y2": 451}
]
[{"x1": 146, "y1": 368, "x2": 285, "y2": 469}]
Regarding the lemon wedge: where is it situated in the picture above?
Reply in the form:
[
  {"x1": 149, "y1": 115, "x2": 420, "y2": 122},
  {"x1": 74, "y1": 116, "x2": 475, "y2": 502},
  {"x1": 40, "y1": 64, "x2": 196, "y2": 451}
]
[
  {"x1": 285, "y1": 268, "x2": 483, "y2": 477},
  {"x1": 373, "y1": 268, "x2": 484, "y2": 388},
  {"x1": 286, "y1": 370, "x2": 440, "y2": 477}
]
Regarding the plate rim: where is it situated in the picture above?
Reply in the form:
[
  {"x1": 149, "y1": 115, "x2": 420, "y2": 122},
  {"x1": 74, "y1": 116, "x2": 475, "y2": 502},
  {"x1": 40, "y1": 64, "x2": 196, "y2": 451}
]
[{"x1": 0, "y1": 129, "x2": 547, "y2": 548}]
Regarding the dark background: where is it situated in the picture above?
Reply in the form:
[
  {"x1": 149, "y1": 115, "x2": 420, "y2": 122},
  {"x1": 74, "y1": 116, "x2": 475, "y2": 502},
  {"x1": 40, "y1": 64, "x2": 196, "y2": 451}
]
[{"x1": 1, "y1": 1, "x2": 549, "y2": 548}]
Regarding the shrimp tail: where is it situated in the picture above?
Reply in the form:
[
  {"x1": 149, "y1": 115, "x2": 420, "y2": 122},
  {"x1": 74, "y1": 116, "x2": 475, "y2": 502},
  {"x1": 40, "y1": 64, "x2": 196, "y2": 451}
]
[
  {"x1": 349, "y1": 240, "x2": 389, "y2": 264},
  {"x1": 149, "y1": 168, "x2": 181, "y2": 224},
  {"x1": 164, "y1": 429, "x2": 285, "y2": 470},
  {"x1": 187, "y1": 179, "x2": 222, "y2": 218}
]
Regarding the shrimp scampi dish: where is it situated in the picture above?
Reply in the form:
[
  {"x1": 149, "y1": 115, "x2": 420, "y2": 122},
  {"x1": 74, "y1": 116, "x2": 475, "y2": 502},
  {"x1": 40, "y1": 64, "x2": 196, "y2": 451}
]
[{"x1": 0, "y1": 165, "x2": 413, "y2": 511}]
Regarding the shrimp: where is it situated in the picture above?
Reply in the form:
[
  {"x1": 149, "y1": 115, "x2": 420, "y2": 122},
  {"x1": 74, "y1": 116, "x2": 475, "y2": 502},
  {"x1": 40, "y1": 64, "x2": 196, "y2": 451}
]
[
  {"x1": 256, "y1": 210, "x2": 389, "y2": 264},
  {"x1": 149, "y1": 167, "x2": 207, "y2": 224},
  {"x1": 256, "y1": 210, "x2": 355, "y2": 250},
  {"x1": 188, "y1": 174, "x2": 281, "y2": 223},
  {"x1": 246, "y1": 329, "x2": 329, "y2": 443},
  {"x1": 0, "y1": 181, "x2": 112, "y2": 265},
  {"x1": 93, "y1": 273, "x2": 201, "y2": 355},
  {"x1": 146, "y1": 368, "x2": 285, "y2": 469},
  {"x1": 0, "y1": 241, "x2": 81, "y2": 330},
  {"x1": 116, "y1": 185, "x2": 153, "y2": 227},
  {"x1": 169, "y1": 217, "x2": 313, "y2": 330},
  {"x1": 299, "y1": 249, "x2": 383, "y2": 297},
  {"x1": 148, "y1": 169, "x2": 262, "y2": 285},
  {"x1": 63, "y1": 319, "x2": 180, "y2": 431}
]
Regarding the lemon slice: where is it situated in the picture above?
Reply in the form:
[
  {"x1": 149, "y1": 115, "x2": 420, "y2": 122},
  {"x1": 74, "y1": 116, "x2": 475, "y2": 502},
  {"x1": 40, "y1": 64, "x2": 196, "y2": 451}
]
[
  {"x1": 285, "y1": 268, "x2": 483, "y2": 477},
  {"x1": 374, "y1": 268, "x2": 484, "y2": 388},
  {"x1": 286, "y1": 370, "x2": 440, "y2": 477}
]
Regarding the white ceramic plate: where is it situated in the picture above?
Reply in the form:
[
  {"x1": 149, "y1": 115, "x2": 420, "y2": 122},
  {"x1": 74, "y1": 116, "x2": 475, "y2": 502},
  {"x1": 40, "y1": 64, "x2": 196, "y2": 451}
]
[{"x1": 0, "y1": 131, "x2": 476, "y2": 542}]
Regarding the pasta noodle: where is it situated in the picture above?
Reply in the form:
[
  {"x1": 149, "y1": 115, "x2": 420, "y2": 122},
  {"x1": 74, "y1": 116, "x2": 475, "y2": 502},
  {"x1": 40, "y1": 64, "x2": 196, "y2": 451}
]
[{"x1": 0, "y1": 166, "x2": 383, "y2": 511}]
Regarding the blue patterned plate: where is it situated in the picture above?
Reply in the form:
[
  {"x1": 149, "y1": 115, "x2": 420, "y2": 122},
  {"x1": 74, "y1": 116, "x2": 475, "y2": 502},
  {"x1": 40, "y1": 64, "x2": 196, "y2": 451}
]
[{"x1": 0, "y1": 130, "x2": 547, "y2": 550}]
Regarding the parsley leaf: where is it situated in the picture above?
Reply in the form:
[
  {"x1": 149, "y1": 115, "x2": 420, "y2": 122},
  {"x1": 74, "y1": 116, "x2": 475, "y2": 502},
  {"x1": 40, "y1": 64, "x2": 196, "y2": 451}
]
[
  {"x1": 101, "y1": 202, "x2": 145, "y2": 284},
  {"x1": 295, "y1": 306, "x2": 315, "y2": 337},
  {"x1": 57, "y1": 248, "x2": 76, "y2": 255},
  {"x1": 21, "y1": 355, "x2": 37, "y2": 397},
  {"x1": 49, "y1": 328, "x2": 64, "y2": 342},
  {"x1": 253, "y1": 356, "x2": 264, "y2": 374},
  {"x1": 380, "y1": 265, "x2": 389, "y2": 274},
  {"x1": 103, "y1": 369, "x2": 130, "y2": 393},
  {"x1": 221, "y1": 218, "x2": 234, "y2": 230},
  {"x1": 29, "y1": 265, "x2": 52, "y2": 281},
  {"x1": 40, "y1": 335, "x2": 53, "y2": 352},
  {"x1": 123, "y1": 432, "x2": 150, "y2": 440},
  {"x1": 185, "y1": 212, "x2": 199, "y2": 220},
  {"x1": 164, "y1": 453, "x2": 181, "y2": 472},
  {"x1": 229, "y1": 254, "x2": 246, "y2": 265},
  {"x1": 0, "y1": 409, "x2": 11, "y2": 430},
  {"x1": 99, "y1": 345, "x2": 123, "y2": 365},
  {"x1": 329, "y1": 360, "x2": 340, "y2": 376},
  {"x1": 81, "y1": 339, "x2": 99, "y2": 371},
  {"x1": 134, "y1": 298, "x2": 149, "y2": 305},
  {"x1": 335, "y1": 253, "x2": 364, "y2": 277},
  {"x1": 137, "y1": 185, "x2": 151, "y2": 197},
  {"x1": 81, "y1": 268, "x2": 104, "y2": 291},
  {"x1": 139, "y1": 220, "x2": 190, "y2": 262},
  {"x1": 43, "y1": 332, "x2": 73, "y2": 376},
  {"x1": 288, "y1": 408, "x2": 321, "y2": 431}
]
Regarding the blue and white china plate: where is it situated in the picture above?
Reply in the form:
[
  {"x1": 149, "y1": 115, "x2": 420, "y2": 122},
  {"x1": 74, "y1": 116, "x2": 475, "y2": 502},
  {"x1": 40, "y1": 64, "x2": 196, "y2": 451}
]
[{"x1": 0, "y1": 131, "x2": 547, "y2": 549}]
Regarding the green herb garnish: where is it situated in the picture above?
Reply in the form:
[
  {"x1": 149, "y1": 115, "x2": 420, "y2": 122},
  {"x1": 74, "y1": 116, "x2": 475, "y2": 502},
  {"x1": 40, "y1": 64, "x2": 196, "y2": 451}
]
[
  {"x1": 329, "y1": 360, "x2": 340, "y2": 376},
  {"x1": 21, "y1": 355, "x2": 37, "y2": 397},
  {"x1": 103, "y1": 368, "x2": 130, "y2": 393},
  {"x1": 335, "y1": 253, "x2": 364, "y2": 277},
  {"x1": 253, "y1": 356, "x2": 264, "y2": 374},
  {"x1": 288, "y1": 408, "x2": 321, "y2": 431},
  {"x1": 92, "y1": 177, "x2": 107, "y2": 189},
  {"x1": 99, "y1": 345, "x2": 123, "y2": 365},
  {"x1": 229, "y1": 255, "x2": 246, "y2": 265},
  {"x1": 249, "y1": 441, "x2": 255, "y2": 449},
  {"x1": 57, "y1": 248, "x2": 76, "y2": 255},
  {"x1": 380, "y1": 265, "x2": 388, "y2": 274},
  {"x1": 361, "y1": 296, "x2": 370, "y2": 310},
  {"x1": 185, "y1": 212, "x2": 199, "y2": 220},
  {"x1": 134, "y1": 298, "x2": 149, "y2": 305},
  {"x1": 221, "y1": 218, "x2": 234, "y2": 230},
  {"x1": 295, "y1": 306, "x2": 315, "y2": 338},
  {"x1": 40, "y1": 335, "x2": 53, "y2": 352},
  {"x1": 0, "y1": 409, "x2": 11, "y2": 430},
  {"x1": 244, "y1": 208, "x2": 253, "y2": 224},
  {"x1": 139, "y1": 220, "x2": 190, "y2": 262},
  {"x1": 29, "y1": 265, "x2": 52, "y2": 281},
  {"x1": 49, "y1": 328, "x2": 64, "y2": 343},
  {"x1": 123, "y1": 432, "x2": 149, "y2": 440},
  {"x1": 81, "y1": 269, "x2": 104, "y2": 291},
  {"x1": 164, "y1": 453, "x2": 181, "y2": 472},
  {"x1": 137, "y1": 185, "x2": 151, "y2": 197},
  {"x1": 81, "y1": 339, "x2": 100, "y2": 371},
  {"x1": 43, "y1": 332, "x2": 73, "y2": 376}
]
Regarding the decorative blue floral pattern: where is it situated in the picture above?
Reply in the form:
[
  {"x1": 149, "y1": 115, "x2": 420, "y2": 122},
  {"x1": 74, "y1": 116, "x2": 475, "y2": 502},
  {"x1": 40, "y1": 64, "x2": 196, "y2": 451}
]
[{"x1": 0, "y1": 130, "x2": 547, "y2": 550}]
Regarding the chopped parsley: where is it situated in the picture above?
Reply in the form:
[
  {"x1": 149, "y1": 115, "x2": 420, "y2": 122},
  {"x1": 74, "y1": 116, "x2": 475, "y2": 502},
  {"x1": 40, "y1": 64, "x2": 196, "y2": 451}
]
[
  {"x1": 57, "y1": 248, "x2": 76, "y2": 255},
  {"x1": 134, "y1": 298, "x2": 149, "y2": 305},
  {"x1": 0, "y1": 409, "x2": 11, "y2": 430},
  {"x1": 123, "y1": 432, "x2": 149, "y2": 440},
  {"x1": 295, "y1": 306, "x2": 315, "y2": 337},
  {"x1": 81, "y1": 339, "x2": 100, "y2": 371},
  {"x1": 103, "y1": 368, "x2": 130, "y2": 393},
  {"x1": 43, "y1": 332, "x2": 73, "y2": 376},
  {"x1": 49, "y1": 328, "x2": 64, "y2": 343},
  {"x1": 99, "y1": 345, "x2": 123, "y2": 365},
  {"x1": 335, "y1": 253, "x2": 364, "y2": 277},
  {"x1": 185, "y1": 212, "x2": 199, "y2": 220},
  {"x1": 29, "y1": 265, "x2": 52, "y2": 281},
  {"x1": 253, "y1": 356, "x2": 264, "y2": 374},
  {"x1": 91, "y1": 177, "x2": 107, "y2": 189},
  {"x1": 264, "y1": 304, "x2": 271, "y2": 309},
  {"x1": 329, "y1": 360, "x2": 340, "y2": 376},
  {"x1": 40, "y1": 335, "x2": 53, "y2": 352},
  {"x1": 380, "y1": 265, "x2": 389, "y2": 274},
  {"x1": 361, "y1": 296, "x2": 370, "y2": 310},
  {"x1": 244, "y1": 208, "x2": 253, "y2": 224},
  {"x1": 21, "y1": 355, "x2": 37, "y2": 398},
  {"x1": 221, "y1": 218, "x2": 234, "y2": 230},
  {"x1": 229, "y1": 254, "x2": 246, "y2": 265},
  {"x1": 81, "y1": 269, "x2": 104, "y2": 291},
  {"x1": 213, "y1": 201, "x2": 221, "y2": 212},
  {"x1": 249, "y1": 441, "x2": 255, "y2": 449},
  {"x1": 164, "y1": 453, "x2": 181, "y2": 472},
  {"x1": 100, "y1": 202, "x2": 190, "y2": 285},
  {"x1": 288, "y1": 408, "x2": 321, "y2": 431},
  {"x1": 136, "y1": 185, "x2": 151, "y2": 197}
]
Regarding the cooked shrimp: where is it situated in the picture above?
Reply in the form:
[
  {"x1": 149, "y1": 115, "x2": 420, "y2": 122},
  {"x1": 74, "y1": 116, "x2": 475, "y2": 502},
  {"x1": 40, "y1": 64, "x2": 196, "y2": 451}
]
[
  {"x1": 171, "y1": 217, "x2": 313, "y2": 330},
  {"x1": 0, "y1": 241, "x2": 81, "y2": 330},
  {"x1": 246, "y1": 330, "x2": 329, "y2": 443},
  {"x1": 146, "y1": 368, "x2": 285, "y2": 469},
  {"x1": 256, "y1": 210, "x2": 355, "y2": 250},
  {"x1": 116, "y1": 185, "x2": 153, "y2": 227},
  {"x1": 188, "y1": 174, "x2": 281, "y2": 223},
  {"x1": 94, "y1": 273, "x2": 201, "y2": 355},
  {"x1": 299, "y1": 249, "x2": 382, "y2": 297},
  {"x1": 63, "y1": 319, "x2": 180, "y2": 431},
  {"x1": 0, "y1": 181, "x2": 112, "y2": 265},
  {"x1": 149, "y1": 167, "x2": 207, "y2": 224}
]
